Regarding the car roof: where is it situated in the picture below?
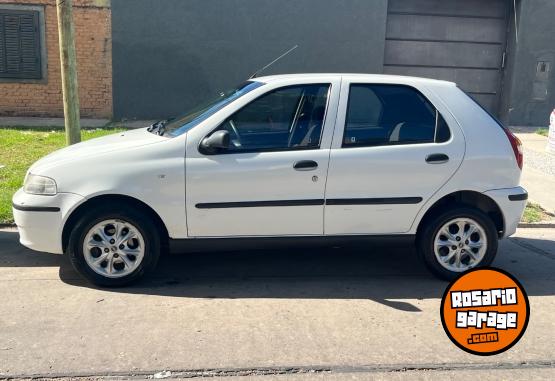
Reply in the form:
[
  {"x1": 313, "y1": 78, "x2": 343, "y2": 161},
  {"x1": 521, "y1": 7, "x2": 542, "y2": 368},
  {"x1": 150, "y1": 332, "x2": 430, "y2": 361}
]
[{"x1": 254, "y1": 73, "x2": 456, "y2": 87}]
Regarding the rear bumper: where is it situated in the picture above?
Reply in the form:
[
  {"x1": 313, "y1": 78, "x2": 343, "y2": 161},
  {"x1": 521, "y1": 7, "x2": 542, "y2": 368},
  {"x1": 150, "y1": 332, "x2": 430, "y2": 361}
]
[
  {"x1": 12, "y1": 189, "x2": 85, "y2": 254},
  {"x1": 483, "y1": 186, "x2": 527, "y2": 238}
]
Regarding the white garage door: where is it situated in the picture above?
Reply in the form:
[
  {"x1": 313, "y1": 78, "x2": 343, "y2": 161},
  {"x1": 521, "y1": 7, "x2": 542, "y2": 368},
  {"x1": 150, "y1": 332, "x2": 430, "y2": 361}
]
[{"x1": 384, "y1": 0, "x2": 509, "y2": 114}]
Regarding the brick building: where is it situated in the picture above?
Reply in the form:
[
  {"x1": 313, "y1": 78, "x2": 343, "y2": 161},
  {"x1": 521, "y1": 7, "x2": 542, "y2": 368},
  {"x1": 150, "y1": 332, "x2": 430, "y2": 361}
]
[{"x1": 0, "y1": 0, "x2": 111, "y2": 118}]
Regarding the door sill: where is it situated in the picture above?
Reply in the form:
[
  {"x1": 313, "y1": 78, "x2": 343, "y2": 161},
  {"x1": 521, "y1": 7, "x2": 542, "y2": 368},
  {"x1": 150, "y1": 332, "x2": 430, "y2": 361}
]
[{"x1": 168, "y1": 234, "x2": 415, "y2": 254}]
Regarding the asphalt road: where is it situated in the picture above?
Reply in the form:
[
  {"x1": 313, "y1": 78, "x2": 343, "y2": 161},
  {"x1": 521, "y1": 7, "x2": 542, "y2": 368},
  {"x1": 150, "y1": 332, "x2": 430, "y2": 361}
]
[{"x1": 0, "y1": 228, "x2": 554, "y2": 380}]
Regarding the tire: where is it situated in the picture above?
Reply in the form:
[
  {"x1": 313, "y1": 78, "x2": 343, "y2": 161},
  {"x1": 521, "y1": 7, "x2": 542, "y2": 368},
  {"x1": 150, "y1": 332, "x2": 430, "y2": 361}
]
[
  {"x1": 67, "y1": 205, "x2": 160, "y2": 287},
  {"x1": 417, "y1": 206, "x2": 498, "y2": 281}
]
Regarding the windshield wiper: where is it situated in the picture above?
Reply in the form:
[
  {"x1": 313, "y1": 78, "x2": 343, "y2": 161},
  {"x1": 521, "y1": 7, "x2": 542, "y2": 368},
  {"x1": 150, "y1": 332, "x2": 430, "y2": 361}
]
[{"x1": 147, "y1": 120, "x2": 167, "y2": 136}]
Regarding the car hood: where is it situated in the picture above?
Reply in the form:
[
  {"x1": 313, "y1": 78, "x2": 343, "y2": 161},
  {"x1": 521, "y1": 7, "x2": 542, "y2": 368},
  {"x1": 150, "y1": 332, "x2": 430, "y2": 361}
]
[{"x1": 29, "y1": 128, "x2": 167, "y2": 173}]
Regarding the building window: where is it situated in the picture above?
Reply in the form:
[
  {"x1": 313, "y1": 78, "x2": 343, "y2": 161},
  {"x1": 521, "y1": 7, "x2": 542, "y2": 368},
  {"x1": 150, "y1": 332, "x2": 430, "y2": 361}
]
[{"x1": 0, "y1": 9, "x2": 42, "y2": 80}]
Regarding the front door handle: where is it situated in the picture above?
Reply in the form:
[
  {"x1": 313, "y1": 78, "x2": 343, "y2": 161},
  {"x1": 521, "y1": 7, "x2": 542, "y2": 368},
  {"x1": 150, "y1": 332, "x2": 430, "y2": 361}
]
[
  {"x1": 426, "y1": 153, "x2": 449, "y2": 164},
  {"x1": 293, "y1": 160, "x2": 318, "y2": 171}
]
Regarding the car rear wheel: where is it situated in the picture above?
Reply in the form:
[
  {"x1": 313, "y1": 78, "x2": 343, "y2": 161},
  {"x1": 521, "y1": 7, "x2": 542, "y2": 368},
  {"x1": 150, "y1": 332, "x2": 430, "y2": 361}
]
[
  {"x1": 67, "y1": 206, "x2": 160, "y2": 287},
  {"x1": 417, "y1": 207, "x2": 498, "y2": 280}
]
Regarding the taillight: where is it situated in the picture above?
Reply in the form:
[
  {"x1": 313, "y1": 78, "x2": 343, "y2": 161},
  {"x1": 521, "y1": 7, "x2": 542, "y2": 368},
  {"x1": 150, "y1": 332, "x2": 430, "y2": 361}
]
[{"x1": 502, "y1": 128, "x2": 523, "y2": 170}]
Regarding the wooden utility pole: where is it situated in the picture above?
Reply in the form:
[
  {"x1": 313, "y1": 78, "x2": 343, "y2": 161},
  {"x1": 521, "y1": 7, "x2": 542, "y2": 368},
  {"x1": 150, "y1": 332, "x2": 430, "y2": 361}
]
[{"x1": 56, "y1": 0, "x2": 81, "y2": 145}]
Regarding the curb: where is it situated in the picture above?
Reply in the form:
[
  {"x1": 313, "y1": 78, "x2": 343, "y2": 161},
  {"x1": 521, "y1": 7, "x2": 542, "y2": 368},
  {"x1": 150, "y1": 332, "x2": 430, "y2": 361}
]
[
  {"x1": 517, "y1": 222, "x2": 555, "y2": 228},
  {"x1": 0, "y1": 223, "x2": 16, "y2": 229}
]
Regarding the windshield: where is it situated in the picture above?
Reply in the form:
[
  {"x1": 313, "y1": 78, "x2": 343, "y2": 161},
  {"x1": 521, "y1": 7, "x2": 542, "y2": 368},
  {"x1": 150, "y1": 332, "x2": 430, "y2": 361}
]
[{"x1": 164, "y1": 81, "x2": 264, "y2": 137}]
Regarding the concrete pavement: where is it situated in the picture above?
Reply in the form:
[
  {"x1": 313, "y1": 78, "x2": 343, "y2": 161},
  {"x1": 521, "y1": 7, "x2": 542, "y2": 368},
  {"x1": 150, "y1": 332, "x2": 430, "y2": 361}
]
[
  {"x1": 521, "y1": 166, "x2": 555, "y2": 215},
  {"x1": 0, "y1": 228, "x2": 554, "y2": 380},
  {"x1": 513, "y1": 128, "x2": 555, "y2": 216},
  {"x1": 0, "y1": 117, "x2": 153, "y2": 129},
  {"x1": 0, "y1": 117, "x2": 110, "y2": 129}
]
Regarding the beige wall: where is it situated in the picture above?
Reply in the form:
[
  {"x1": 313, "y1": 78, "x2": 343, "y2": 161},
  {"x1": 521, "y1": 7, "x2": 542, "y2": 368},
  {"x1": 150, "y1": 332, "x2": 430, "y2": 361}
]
[{"x1": 0, "y1": 0, "x2": 112, "y2": 118}]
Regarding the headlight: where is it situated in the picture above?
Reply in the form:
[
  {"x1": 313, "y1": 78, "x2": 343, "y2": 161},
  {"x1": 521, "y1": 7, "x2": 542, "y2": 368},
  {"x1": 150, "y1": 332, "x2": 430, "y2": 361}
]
[{"x1": 23, "y1": 174, "x2": 57, "y2": 195}]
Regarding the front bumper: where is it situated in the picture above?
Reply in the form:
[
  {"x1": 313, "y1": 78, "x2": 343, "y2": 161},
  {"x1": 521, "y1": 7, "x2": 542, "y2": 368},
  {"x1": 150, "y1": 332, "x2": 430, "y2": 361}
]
[
  {"x1": 12, "y1": 189, "x2": 85, "y2": 254},
  {"x1": 483, "y1": 186, "x2": 528, "y2": 238}
]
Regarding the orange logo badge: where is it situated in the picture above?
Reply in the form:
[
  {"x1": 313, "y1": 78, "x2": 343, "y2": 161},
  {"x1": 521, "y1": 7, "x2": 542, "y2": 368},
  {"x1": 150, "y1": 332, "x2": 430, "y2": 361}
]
[{"x1": 440, "y1": 268, "x2": 529, "y2": 355}]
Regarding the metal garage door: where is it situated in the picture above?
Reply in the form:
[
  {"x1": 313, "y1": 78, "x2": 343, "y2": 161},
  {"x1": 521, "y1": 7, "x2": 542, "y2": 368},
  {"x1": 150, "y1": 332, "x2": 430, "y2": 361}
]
[{"x1": 384, "y1": 0, "x2": 509, "y2": 114}]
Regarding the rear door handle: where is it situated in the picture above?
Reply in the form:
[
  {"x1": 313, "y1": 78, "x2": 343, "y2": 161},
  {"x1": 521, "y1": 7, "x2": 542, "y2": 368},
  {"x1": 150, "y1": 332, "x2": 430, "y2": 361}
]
[
  {"x1": 426, "y1": 153, "x2": 449, "y2": 164},
  {"x1": 293, "y1": 160, "x2": 318, "y2": 171}
]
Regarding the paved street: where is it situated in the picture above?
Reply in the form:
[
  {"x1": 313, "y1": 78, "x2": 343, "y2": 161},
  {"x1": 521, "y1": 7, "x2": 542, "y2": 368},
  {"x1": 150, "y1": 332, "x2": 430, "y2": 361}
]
[{"x1": 1, "y1": 228, "x2": 554, "y2": 380}]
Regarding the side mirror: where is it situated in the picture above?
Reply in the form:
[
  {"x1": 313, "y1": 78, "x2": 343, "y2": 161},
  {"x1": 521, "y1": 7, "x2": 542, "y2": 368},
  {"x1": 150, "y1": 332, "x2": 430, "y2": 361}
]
[{"x1": 200, "y1": 130, "x2": 230, "y2": 154}]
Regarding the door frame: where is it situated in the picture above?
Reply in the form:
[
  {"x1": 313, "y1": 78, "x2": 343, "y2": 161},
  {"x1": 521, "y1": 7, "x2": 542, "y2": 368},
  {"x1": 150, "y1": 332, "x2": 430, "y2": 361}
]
[
  {"x1": 184, "y1": 75, "x2": 343, "y2": 238},
  {"x1": 323, "y1": 75, "x2": 466, "y2": 235}
]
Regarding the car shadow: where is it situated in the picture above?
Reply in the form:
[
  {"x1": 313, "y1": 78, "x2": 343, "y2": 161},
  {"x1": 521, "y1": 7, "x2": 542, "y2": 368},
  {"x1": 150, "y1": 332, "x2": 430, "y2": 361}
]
[
  {"x1": 67, "y1": 243, "x2": 440, "y2": 312},
  {"x1": 1, "y1": 230, "x2": 554, "y2": 312}
]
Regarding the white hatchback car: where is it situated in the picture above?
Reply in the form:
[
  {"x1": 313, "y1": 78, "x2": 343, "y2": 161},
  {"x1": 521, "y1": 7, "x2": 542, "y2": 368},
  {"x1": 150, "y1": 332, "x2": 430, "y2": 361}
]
[{"x1": 13, "y1": 74, "x2": 527, "y2": 286}]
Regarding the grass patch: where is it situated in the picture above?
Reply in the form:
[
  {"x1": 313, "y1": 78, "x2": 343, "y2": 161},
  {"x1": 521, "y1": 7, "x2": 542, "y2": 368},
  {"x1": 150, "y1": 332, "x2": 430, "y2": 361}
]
[
  {"x1": 536, "y1": 128, "x2": 549, "y2": 137},
  {"x1": 521, "y1": 202, "x2": 553, "y2": 223},
  {"x1": 0, "y1": 128, "x2": 123, "y2": 224}
]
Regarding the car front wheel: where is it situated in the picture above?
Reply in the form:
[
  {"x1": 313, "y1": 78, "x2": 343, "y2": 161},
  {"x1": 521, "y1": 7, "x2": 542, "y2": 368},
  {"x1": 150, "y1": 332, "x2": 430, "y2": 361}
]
[
  {"x1": 67, "y1": 206, "x2": 160, "y2": 287},
  {"x1": 417, "y1": 207, "x2": 498, "y2": 280}
]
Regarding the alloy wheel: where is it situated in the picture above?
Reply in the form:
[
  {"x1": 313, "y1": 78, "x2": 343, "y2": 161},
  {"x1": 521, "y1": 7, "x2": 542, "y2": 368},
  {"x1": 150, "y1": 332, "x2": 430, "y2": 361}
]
[
  {"x1": 433, "y1": 217, "x2": 487, "y2": 272},
  {"x1": 83, "y1": 219, "x2": 145, "y2": 278}
]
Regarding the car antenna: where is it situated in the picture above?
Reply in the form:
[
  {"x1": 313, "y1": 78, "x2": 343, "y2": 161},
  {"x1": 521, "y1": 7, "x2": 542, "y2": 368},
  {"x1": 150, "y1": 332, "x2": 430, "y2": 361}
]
[{"x1": 249, "y1": 45, "x2": 299, "y2": 79}]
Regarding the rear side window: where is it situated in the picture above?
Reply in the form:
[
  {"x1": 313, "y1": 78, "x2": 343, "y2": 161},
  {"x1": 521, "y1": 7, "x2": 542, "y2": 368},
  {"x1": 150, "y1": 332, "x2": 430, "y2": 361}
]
[{"x1": 343, "y1": 84, "x2": 450, "y2": 147}]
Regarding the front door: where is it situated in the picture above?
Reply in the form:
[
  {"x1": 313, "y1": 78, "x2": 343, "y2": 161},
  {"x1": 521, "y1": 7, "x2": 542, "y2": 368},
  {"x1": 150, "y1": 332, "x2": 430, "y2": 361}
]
[{"x1": 186, "y1": 80, "x2": 340, "y2": 237}]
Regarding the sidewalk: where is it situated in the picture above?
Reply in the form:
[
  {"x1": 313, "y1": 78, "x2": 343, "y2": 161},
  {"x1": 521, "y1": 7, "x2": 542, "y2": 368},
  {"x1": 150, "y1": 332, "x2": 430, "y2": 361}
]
[
  {"x1": 0, "y1": 117, "x2": 153, "y2": 129},
  {"x1": 512, "y1": 127, "x2": 555, "y2": 215}
]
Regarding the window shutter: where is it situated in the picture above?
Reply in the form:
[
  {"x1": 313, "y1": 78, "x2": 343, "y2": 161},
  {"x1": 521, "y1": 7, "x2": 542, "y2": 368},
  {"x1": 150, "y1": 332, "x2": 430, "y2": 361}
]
[
  {"x1": 0, "y1": 15, "x2": 5, "y2": 74},
  {"x1": 0, "y1": 9, "x2": 41, "y2": 79}
]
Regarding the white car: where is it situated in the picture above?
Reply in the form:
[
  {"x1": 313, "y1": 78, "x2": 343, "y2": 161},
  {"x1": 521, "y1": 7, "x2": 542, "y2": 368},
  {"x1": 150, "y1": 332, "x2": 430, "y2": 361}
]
[{"x1": 13, "y1": 74, "x2": 527, "y2": 286}]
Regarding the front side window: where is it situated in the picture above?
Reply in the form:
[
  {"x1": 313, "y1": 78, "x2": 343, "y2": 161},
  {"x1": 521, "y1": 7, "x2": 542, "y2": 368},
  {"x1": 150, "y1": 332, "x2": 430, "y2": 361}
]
[
  {"x1": 343, "y1": 84, "x2": 450, "y2": 147},
  {"x1": 205, "y1": 84, "x2": 330, "y2": 153}
]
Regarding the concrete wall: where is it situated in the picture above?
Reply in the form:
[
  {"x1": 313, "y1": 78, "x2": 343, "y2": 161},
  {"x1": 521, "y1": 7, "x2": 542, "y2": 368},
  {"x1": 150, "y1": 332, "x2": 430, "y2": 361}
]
[
  {"x1": 111, "y1": 0, "x2": 555, "y2": 125},
  {"x1": 0, "y1": 0, "x2": 112, "y2": 118},
  {"x1": 111, "y1": 0, "x2": 388, "y2": 120},
  {"x1": 502, "y1": 0, "x2": 555, "y2": 126}
]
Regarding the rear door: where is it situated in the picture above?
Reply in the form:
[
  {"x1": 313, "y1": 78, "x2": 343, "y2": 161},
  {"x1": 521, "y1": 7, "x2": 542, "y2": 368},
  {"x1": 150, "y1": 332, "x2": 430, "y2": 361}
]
[
  {"x1": 186, "y1": 78, "x2": 341, "y2": 237},
  {"x1": 324, "y1": 79, "x2": 465, "y2": 235}
]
